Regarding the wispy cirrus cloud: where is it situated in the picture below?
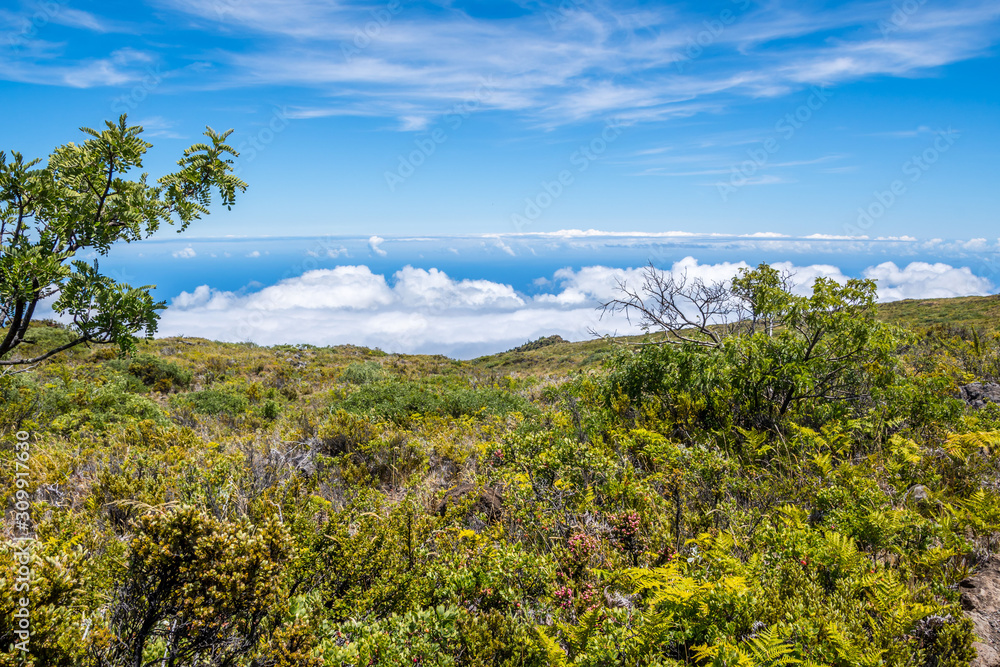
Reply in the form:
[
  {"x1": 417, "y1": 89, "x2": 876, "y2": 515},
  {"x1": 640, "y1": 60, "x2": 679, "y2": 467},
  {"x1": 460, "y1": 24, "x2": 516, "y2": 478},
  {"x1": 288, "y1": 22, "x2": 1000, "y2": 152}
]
[
  {"x1": 1, "y1": 46, "x2": 156, "y2": 87},
  {"x1": 5, "y1": 0, "x2": 997, "y2": 129},
  {"x1": 48, "y1": 6, "x2": 136, "y2": 33}
]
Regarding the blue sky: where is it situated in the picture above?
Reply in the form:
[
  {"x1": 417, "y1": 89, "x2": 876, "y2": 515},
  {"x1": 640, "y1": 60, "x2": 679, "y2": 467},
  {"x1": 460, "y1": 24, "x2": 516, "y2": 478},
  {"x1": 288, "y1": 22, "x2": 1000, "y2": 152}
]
[{"x1": 3, "y1": 0, "x2": 1000, "y2": 355}]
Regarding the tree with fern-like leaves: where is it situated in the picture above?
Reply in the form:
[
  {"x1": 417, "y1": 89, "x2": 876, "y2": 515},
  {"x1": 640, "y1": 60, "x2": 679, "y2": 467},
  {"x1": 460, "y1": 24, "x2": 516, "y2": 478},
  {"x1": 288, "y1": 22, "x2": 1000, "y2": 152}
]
[{"x1": 0, "y1": 115, "x2": 245, "y2": 370}]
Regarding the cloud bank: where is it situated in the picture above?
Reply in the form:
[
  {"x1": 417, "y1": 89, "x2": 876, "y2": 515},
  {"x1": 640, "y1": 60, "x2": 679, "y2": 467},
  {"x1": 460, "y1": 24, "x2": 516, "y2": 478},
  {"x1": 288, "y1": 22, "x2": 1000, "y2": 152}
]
[{"x1": 159, "y1": 257, "x2": 995, "y2": 358}]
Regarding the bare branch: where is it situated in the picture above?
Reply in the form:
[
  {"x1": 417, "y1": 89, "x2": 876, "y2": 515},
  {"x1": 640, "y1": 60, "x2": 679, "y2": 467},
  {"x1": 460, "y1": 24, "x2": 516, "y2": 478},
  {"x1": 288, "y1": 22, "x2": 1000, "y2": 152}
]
[{"x1": 600, "y1": 263, "x2": 737, "y2": 347}]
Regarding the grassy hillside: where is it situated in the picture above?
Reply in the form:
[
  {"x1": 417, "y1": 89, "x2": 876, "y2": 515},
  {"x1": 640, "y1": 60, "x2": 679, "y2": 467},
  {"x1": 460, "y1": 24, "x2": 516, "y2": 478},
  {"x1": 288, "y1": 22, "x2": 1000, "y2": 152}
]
[
  {"x1": 474, "y1": 293, "x2": 1000, "y2": 377},
  {"x1": 877, "y1": 294, "x2": 1000, "y2": 332},
  {"x1": 2, "y1": 292, "x2": 1000, "y2": 666}
]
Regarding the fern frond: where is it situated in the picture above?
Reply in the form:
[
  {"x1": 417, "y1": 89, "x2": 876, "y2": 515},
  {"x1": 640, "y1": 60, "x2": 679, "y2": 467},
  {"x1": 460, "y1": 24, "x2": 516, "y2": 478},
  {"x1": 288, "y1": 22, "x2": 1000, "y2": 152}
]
[
  {"x1": 533, "y1": 626, "x2": 568, "y2": 666},
  {"x1": 945, "y1": 430, "x2": 1000, "y2": 460},
  {"x1": 565, "y1": 609, "x2": 600, "y2": 657},
  {"x1": 744, "y1": 626, "x2": 800, "y2": 665}
]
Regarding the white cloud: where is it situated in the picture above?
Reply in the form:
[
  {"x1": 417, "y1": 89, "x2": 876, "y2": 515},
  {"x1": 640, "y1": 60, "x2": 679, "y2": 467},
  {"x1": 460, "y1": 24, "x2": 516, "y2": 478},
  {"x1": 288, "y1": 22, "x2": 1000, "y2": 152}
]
[
  {"x1": 246, "y1": 250, "x2": 261, "y2": 258},
  {"x1": 45, "y1": 6, "x2": 135, "y2": 33},
  {"x1": 170, "y1": 284, "x2": 224, "y2": 309},
  {"x1": 172, "y1": 246, "x2": 197, "y2": 258},
  {"x1": 868, "y1": 125, "x2": 933, "y2": 138},
  {"x1": 393, "y1": 266, "x2": 524, "y2": 309},
  {"x1": 159, "y1": 257, "x2": 996, "y2": 358},
  {"x1": 398, "y1": 115, "x2": 431, "y2": 132},
  {"x1": 306, "y1": 245, "x2": 349, "y2": 258},
  {"x1": 163, "y1": 264, "x2": 593, "y2": 355},
  {"x1": 369, "y1": 235, "x2": 387, "y2": 256},
  {"x1": 536, "y1": 265, "x2": 644, "y2": 306},
  {"x1": 770, "y1": 261, "x2": 849, "y2": 295},
  {"x1": 136, "y1": 115, "x2": 185, "y2": 139},
  {"x1": 863, "y1": 261, "x2": 994, "y2": 300},
  {"x1": 14, "y1": 47, "x2": 159, "y2": 88},
  {"x1": 531, "y1": 258, "x2": 756, "y2": 309},
  {"x1": 491, "y1": 237, "x2": 516, "y2": 256},
  {"x1": 516, "y1": 228, "x2": 699, "y2": 238}
]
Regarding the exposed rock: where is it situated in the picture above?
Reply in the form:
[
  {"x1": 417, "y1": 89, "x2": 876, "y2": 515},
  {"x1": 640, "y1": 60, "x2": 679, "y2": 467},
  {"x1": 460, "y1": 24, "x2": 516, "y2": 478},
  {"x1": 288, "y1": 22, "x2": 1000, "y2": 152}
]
[
  {"x1": 291, "y1": 448, "x2": 316, "y2": 476},
  {"x1": 435, "y1": 483, "x2": 503, "y2": 522},
  {"x1": 961, "y1": 557, "x2": 1000, "y2": 666},
  {"x1": 905, "y1": 484, "x2": 931, "y2": 503},
  {"x1": 912, "y1": 614, "x2": 955, "y2": 643},
  {"x1": 34, "y1": 483, "x2": 65, "y2": 507},
  {"x1": 959, "y1": 383, "x2": 1000, "y2": 410},
  {"x1": 603, "y1": 589, "x2": 637, "y2": 610}
]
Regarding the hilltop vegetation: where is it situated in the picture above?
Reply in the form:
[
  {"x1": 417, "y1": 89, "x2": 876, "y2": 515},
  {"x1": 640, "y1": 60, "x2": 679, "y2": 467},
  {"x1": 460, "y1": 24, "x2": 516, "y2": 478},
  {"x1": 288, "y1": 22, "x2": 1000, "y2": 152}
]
[{"x1": 3, "y1": 286, "x2": 1000, "y2": 665}]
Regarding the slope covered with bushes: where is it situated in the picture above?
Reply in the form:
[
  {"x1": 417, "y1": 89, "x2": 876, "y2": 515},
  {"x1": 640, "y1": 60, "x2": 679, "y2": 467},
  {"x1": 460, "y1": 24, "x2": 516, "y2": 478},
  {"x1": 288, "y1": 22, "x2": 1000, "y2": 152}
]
[{"x1": 3, "y1": 286, "x2": 1000, "y2": 665}]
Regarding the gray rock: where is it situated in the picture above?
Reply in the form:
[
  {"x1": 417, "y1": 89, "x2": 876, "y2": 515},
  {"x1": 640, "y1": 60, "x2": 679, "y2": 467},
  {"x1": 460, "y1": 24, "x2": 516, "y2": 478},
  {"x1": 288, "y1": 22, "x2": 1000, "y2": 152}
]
[
  {"x1": 912, "y1": 614, "x2": 954, "y2": 642},
  {"x1": 906, "y1": 484, "x2": 931, "y2": 502},
  {"x1": 961, "y1": 557, "x2": 1000, "y2": 666},
  {"x1": 959, "y1": 383, "x2": 1000, "y2": 409}
]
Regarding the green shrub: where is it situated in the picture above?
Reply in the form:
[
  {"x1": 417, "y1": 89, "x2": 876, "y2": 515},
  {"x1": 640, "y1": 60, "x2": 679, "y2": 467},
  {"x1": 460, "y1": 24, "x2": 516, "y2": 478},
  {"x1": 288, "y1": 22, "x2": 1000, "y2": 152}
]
[
  {"x1": 337, "y1": 379, "x2": 534, "y2": 424},
  {"x1": 23, "y1": 376, "x2": 168, "y2": 433},
  {"x1": 310, "y1": 499, "x2": 437, "y2": 622},
  {"x1": 92, "y1": 507, "x2": 293, "y2": 667},
  {"x1": 262, "y1": 399, "x2": 281, "y2": 420},
  {"x1": 173, "y1": 388, "x2": 249, "y2": 416},
  {"x1": 341, "y1": 361, "x2": 385, "y2": 385},
  {"x1": 0, "y1": 538, "x2": 93, "y2": 667},
  {"x1": 107, "y1": 353, "x2": 193, "y2": 392},
  {"x1": 15, "y1": 321, "x2": 78, "y2": 357}
]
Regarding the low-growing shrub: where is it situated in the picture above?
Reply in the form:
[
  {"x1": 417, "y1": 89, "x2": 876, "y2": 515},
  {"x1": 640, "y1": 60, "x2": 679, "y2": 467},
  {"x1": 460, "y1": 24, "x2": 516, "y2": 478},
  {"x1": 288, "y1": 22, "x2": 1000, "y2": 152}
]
[
  {"x1": 341, "y1": 361, "x2": 385, "y2": 385},
  {"x1": 92, "y1": 507, "x2": 293, "y2": 667},
  {"x1": 107, "y1": 353, "x2": 193, "y2": 392},
  {"x1": 172, "y1": 388, "x2": 249, "y2": 416},
  {"x1": 337, "y1": 379, "x2": 534, "y2": 424}
]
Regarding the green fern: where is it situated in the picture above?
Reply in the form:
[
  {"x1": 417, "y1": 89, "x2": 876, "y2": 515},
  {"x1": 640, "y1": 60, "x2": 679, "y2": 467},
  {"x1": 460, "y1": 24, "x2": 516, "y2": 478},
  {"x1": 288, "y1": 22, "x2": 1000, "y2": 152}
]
[
  {"x1": 819, "y1": 530, "x2": 860, "y2": 571},
  {"x1": 532, "y1": 610, "x2": 601, "y2": 664},
  {"x1": 744, "y1": 626, "x2": 800, "y2": 665},
  {"x1": 944, "y1": 430, "x2": 1000, "y2": 461},
  {"x1": 533, "y1": 626, "x2": 569, "y2": 666},
  {"x1": 812, "y1": 451, "x2": 832, "y2": 478}
]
